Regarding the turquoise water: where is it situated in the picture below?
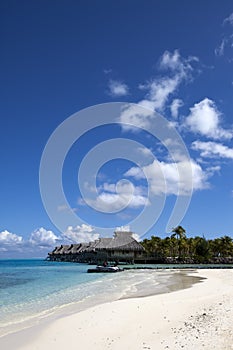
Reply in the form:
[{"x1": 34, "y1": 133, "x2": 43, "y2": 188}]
[
  {"x1": 0, "y1": 259, "x2": 112, "y2": 335},
  {"x1": 0, "y1": 259, "x2": 209, "y2": 337}
]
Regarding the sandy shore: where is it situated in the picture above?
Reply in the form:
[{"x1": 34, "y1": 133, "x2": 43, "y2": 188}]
[{"x1": 1, "y1": 269, "x2": 233, "y2": 350}]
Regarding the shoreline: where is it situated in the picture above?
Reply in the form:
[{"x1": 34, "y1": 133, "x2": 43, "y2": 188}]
[
  {"x1": 0, "y1": 269, "x2": 201, "y2": 338},
  {"x1": 0, "y1": 269, "x2": 202, "y2": 339},
  {"x1": 1, "y1": 269, "x2": 233, "y2": 349}
]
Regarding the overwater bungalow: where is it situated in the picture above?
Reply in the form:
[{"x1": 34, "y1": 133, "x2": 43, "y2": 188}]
[{"x1": 48, "y1": 231, "x2": 145, "y2": 264}]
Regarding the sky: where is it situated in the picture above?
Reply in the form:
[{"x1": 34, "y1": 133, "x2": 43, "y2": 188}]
[{"x1": 1, "y1": 0, "x2": 233, "y2": 258}]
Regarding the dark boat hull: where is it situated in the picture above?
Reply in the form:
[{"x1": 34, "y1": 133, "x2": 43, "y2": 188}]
[{"x1": 87, "y1": 267, "x2": 124, "y2": 273}]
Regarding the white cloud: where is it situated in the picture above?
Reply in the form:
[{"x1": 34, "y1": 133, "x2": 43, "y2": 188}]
[
  {"x1": 215, "y1": 38, "x2": 227, "y2": 57},
  {"x1": 215, "y1": 13, "x2": 233, "y2": 57},
  {"x1": 119, "y1": 102, "x2": 154, "y2": 131},
  {"x1": 115, "y1": 226, "x2": 140, "y2": 241},
  {"x1": 141, "y1": 76, "x2": 180, "y2": 111},
  {"x1": 125, "y1": 166, "x2": 145, "y2": 179},
  {"x1": 115, "y1": 225, "x2": 131, "y2": 232},
  {"x1": 57, "y1": 205, "x2": 78, "y2": 213},
  {"x1": 101, "y1": 181, "x2": 146, "y2": 196},
  {"x1": 86, "y1": 190, "x2": 148, "y2": 212},
  {"x1": 185, "y1": 98, "x2": 232, "y2": 139},
  {"x1": 192, "y1": 141, "x2": 233, "y2": 159},
  {"x1": 63, "y1": 224, "x2": 99, "y2": 243},
  {"x1": 82, "y1": 181, "x2": 149, "y2": 212},
  {"x1": 206, "y1": 165, "x2": 221, "y2": 176},
  {"x1": 0, "y1": 228, "x2": 62, "y2": 256},
  {"x1": 108, "y1": 80, "x2": 129, "y2": 97},
  {"x1": 119, "y1": 50, "x2": 198, "y2": 131},
  {"x1": 170, "y1": 98, "x2": 183, "y2": 118},
  {"x1": 29, "y1": 227, "x2": 59, "y2": 247},
  {"x1": 223, "y1": 13, "x2": 233, "y2": 26},
  {"x1": 159, "y1": 49, "x2": 198, "y2": 77},
  {"x1": 159, "y1": 50, "x2": 182, "y2": 71},
  {"x1": 0, "y1": 247, "x2": 7, "y2": 252},
  {"x1": 0, "y1": 230, "x2": 23, "y2": 244},
  {"x1": 137, "y1": 146, "x2": 155, "y2": 161},
  {"x1": 125, "y1": 158, "x2": 215, "y2": 196},
  {"x1": 132, "y1": 233, "x2": 140, "y2": 241},
  {"x1": 0, "y1": 230, "x2": 23, "y2": 254}
]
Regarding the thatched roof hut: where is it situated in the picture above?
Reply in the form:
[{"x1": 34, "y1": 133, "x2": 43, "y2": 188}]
[
  {"x1": 48, "y1": 231, "x2": 144, "y2": 263},
  {"x1": 108, "y1": 231, "x2": 143, "y2": 251}
]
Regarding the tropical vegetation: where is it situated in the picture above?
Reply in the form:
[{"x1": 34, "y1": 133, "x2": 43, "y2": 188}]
[{"x1": 141, "y1": 226, "x2": 233, "y2": 263}]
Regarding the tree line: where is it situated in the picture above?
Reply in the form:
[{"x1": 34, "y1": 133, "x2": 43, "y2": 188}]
[{"x1": 141, "y1": 226, "x2": 233, "y2": 263}]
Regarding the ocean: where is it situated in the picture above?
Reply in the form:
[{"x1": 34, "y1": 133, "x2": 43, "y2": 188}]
[{"x1": 0, "y1": 259, "x2": 202, "y2": 338}]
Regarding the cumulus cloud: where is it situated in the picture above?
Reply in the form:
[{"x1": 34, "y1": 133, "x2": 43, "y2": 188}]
[
  {"x1": 29, "y1": 227, "x2": 59, "y2": 247},
  {"x1": 0, "y1": 228, "x2": 61, "y2": 255},
  {"x1": 185, "y1": 98, "x2": 232, "y2": 139},
  {"x1": 0, "y1": 230, "x2": 23, "y2": 245},
  {"x1": 108, "y1": 80, "x2": 129, "y2": 97},
  {"x1": 83, "y1": 180, "x2": 149, "y2": 212},
  {"x1": 125, "y1": 158, "x2": 216, "y2": 196},
  {"x1": 192, "y1": 141, "x2": 233, "y2": 159},
  {"x1": 170, "y1": 98, "x2": 183, "y2": 118},
  {"x1": 63, "y1": 224, "x2": 99, "y2": 243},
  {"x1": 0, "y1": 230, "x2": 24, "y2": 254}
]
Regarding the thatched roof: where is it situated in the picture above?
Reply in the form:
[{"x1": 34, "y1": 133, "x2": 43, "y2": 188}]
[
  {"x1": 51, "y1": 246, "x2": 63, "y2": 255},
  {"x1": 59, "y1": 245, "x2": 70, "y2": 254},
  {"x1": 78, "y1": 243, "x2": 90, "y2": 252},
  {"x1": 108, "y1": 231, "x2": 144, "y2": 251},
  {"x1": 84, "y1": 241, "x2": 99, "y2": 252},
  {"x1": 88, "y1": 232, "x2": 144, "y2": 252},
  {"x1": 95, "y1": 238, "x2": 112, "y2": 249},
  {"x1": 49, "y1": 246, "x2": 60, "y2": 255},
  {"x1": 69, "y1": 244, "x2": 82, "y2": 254},
  {"x1": 48, "y1": 231, "x2": 144, "y2": 256}
]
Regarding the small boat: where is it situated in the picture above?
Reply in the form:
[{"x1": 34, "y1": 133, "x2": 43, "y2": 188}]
[{"x1": 87, "y1": 265, "x2": 124, "y2": 273}]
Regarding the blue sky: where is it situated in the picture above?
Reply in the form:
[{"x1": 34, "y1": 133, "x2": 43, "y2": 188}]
[{"x1": 1, "y1": 0, "x2": 233, "y2": 257}]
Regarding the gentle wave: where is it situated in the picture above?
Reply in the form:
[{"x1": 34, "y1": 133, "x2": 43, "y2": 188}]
[{"x1": 0, "y1": 260, "x2": 202, "y2": 337}]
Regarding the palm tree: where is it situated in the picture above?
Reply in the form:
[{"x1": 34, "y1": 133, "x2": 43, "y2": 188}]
[
  {"x1": 171, "y1": 225, "x2": 186, "y2": 239},
  {"x1": 194, "y1": 236, "x2": 210, "y2": 262},
  {"x1": 142, "y1": 235, "x2": 162, "y2": 257},
  {"x1": 209, "y1": 236, "x2": 233, "y2": 258},
  {"x1": 171, "y1": 226, "x2": 186, "y2": 260},
  {"x1": 219, "y1": 236, "x2": 233, "y2": 257}
]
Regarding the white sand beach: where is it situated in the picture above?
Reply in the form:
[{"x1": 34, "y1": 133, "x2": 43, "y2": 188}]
[{"x1": 1, "y1": 269, "x2": 233, "y2": 350}]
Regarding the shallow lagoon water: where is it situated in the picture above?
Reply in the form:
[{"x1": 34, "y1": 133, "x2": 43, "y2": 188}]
[{"x1": 0, "y1": 259, "x2": 205, "y2": 337}]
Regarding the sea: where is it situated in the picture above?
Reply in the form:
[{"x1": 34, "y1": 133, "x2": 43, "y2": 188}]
[{"x1": 0, "y1": 259, "x2": 207, "y2": 338}]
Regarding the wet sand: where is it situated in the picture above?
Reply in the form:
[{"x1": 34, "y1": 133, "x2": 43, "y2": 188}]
[{"x1": 1, "y1": 269, "x2": 233, "y2": 350}]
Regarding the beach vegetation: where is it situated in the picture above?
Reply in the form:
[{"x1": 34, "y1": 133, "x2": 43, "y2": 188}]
[{"x1": 141, "y1": 230, "x2": 233, "y2": 264}]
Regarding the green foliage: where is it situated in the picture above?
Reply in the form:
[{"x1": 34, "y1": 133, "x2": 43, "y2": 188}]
[
  {"x1": 141, "y1": 230, "x2": 233, "y2": 262},
  {"x1": 194, "y1": 236, "x2": 210, "y2": 263}
]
